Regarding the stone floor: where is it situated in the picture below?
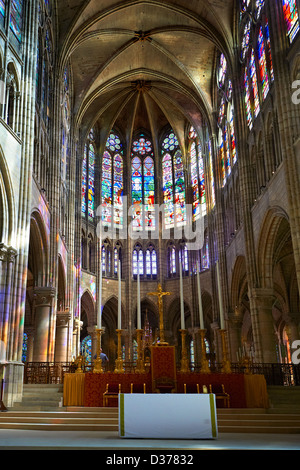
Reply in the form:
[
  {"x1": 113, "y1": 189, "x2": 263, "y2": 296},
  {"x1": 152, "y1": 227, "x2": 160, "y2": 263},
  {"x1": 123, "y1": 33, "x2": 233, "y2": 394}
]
[{"x1": 0, "y1": 428, "x2": 299, "y2": 451}]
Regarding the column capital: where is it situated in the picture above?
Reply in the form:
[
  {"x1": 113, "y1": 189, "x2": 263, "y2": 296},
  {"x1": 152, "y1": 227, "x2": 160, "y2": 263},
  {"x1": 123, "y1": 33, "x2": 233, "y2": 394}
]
[
  {"x1": 33, "y1": 287, "x2": 56, "y2": 307},
  {"x1": 56, "y1": 312, "x2": 72, "y2": 328},
  {"x1": 250, "y1": 287, "x2": 275, "y2": 307}
]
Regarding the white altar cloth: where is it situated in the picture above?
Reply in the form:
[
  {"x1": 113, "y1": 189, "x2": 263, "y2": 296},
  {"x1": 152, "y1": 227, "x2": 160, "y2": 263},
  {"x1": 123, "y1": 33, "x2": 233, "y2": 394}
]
[{"x1": 119, "y1": 393, "x2": 218, "y2": 439}]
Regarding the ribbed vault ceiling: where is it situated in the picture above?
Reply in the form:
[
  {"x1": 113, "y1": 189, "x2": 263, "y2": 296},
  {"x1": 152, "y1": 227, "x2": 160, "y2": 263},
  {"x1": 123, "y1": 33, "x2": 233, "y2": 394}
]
[{"x1": 57, "y1": 0, "x2": 235, "y2": 146}]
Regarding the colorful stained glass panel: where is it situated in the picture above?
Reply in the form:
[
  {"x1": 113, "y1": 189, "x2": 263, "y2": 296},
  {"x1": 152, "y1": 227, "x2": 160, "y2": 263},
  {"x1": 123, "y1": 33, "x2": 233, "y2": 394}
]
[
  {"x1": 131, "y1": 156, "x2": 143, "y2": 230},
  {"x1": 257, "y1": 27, "x2": 270, "y2": 100},
  {"x1": 282, "y1": 0, "x2": 300, "y2": 43},
  {"x1": 113, "y1": 154, "x2": 123, "y2": 228},
  {"x1": 143, "y1": 156, "x2": 155, "y2": 230},
  {"x1": 10, "y1": 0, "x2": 23, "y2": 42},
  {"x1": 101, "y1": 151, "x2": 112, "y2": 225},
  {"x1": 162, "y1": 153, "x2": 174, "y2": 229},
  {"x1": 174, "y1": 150, "x2": 186, "y2": 226},
  {"x1": 88, "y1": 144, "x2": 95, "y2": 219}
]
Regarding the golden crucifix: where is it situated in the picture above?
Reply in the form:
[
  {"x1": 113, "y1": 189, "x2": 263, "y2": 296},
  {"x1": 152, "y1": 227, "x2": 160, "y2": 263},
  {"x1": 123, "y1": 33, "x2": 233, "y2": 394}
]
[{"x1": 147, "y1": 283, "x2": 171, "y2": 345}]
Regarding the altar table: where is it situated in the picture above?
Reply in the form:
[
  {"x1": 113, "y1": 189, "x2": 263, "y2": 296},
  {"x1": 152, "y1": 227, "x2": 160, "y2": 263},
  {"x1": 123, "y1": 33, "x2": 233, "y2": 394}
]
[
  {"x1": 119, "y1": 393, "x2": 218, "y2": 439},
  {"x1": 62, "y1": 372, "x2": 269, "y2": 409}
]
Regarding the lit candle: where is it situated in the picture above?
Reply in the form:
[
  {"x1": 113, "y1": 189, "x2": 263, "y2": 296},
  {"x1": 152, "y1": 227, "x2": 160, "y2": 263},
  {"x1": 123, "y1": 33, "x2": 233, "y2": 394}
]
[
  {"x1": 216, "y1": 260, "x2": 225, "y2": 329},
  {"x1": 196, "y1": 259, "x2": 204, "y2": 330},
  {"x1": 179, "y1": 252, "x2": 185, "y2": 329},
  {"x1": 118, "y1": 258, "x2": 122, "y2": 329},
  {"x1": 137, "y1": 262, "x2": 141, "y2": 330}
]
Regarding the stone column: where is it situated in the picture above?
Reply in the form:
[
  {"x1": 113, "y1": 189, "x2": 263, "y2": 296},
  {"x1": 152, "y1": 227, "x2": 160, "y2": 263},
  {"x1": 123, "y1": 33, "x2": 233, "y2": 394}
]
[
  {"x1": 251, "y1": 288, "x2": 277, "y2": 363},
  {"x1": 54, "y1": 312, "x2": 72, "y2": 362},
  {"x1": 32, "y1": 287, "x2": 56, "y2": 362},
  {"x1": 285, "y1": 315, "x2": 300, "y2": 349}
]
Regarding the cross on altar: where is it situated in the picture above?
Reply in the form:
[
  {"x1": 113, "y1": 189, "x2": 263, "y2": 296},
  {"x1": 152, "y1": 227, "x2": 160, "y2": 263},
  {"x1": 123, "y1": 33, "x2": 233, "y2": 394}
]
[{"x1": 147, "y1": 284, "x2": 171, "y2": 345}]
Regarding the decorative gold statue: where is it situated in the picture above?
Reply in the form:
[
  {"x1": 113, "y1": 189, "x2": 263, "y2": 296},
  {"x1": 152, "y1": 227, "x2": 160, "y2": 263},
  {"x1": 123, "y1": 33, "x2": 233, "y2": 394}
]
[{"x1": 147, "y1": 283, "x2": 171, "y2": 345}]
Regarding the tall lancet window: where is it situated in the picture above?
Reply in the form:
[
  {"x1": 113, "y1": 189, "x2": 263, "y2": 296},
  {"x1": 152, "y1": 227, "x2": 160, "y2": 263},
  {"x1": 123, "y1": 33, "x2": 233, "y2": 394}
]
[
  {"x1": 240, "y1": 0, "x2": 274, "y2": 129},
  {"x1": 162, "y1": 130, "x2": 186, "y2": 229},
  {"x1": 81, "y1": 129, "x2": 95, "y2": 220},
  {"x1": 216, "y1": 52, "x2": 238, "y2": 187},
  {"x1": 131, "y1": 134, "x2": 155, "y2": 231},
  {"x1": 0, "y1": 0, "x2": 6, "y2": 23},
  {"x1": 282, "y1": 0, "x2": 300, "y2": 43},
  {"x1": 145, "y1": 244, "x2": 157, "y2": 279},
  {"x1": 189, "y1": 127, "x2": 206, "y2": 221},
  {"x1": 101, "y1": 132, "x2": 124, "y2": 228},
  {"x1": 9, "y1": 0, "x2": 24, "y2": 43},
  {"x1": 133, "y1": 244, "x2": 144, "y2": 277}
]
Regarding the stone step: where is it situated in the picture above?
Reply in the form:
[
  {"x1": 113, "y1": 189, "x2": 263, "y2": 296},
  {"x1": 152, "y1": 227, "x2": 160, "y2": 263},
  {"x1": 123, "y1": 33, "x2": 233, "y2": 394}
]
[{"x1": 1, "y1": 408, "x2": 300, "y2": 433}]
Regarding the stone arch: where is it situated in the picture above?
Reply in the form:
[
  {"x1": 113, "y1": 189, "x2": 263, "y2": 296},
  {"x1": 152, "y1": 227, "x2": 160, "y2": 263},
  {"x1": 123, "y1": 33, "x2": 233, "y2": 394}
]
[
  {"x1": 28, "y1": 210, "x2": 49, "y2": 287},
  {"x1": 0, "y1": 147, "x2": 15, "y2": 245},
  {"x1": 80, "y1": 289, "x2": 96, "y2": 341},
  {"x1": 257, "y1": 206, "x2": 290, "y2": 289}
]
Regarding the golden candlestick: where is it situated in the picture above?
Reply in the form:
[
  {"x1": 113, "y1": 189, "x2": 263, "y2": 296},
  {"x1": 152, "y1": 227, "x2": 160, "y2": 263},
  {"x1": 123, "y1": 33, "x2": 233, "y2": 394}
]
[
  {"x1": 75, "y1": 354, "x2": 85, "y2": 373},
  {"x1": 114, "y1": 329, "x2": 124, "y2": 373},
  {"x1": 219, "y1": 329, "x2": 232, "y2": 373},
  {"x1": 179, "y1": 329, "x2": 189, "y2": 373},
  {"x1": 93, "y1": 328, "x2": 103, "y2": 373},
  {"x1": 135, "y1": 329, "x2": 145, "y2": 373},
  {"x1": 198, "y1": 329, "x2": 210, "y2": 374},
  {"x1": 148, "y1": 283, "x2": 171, "y2": 346}
]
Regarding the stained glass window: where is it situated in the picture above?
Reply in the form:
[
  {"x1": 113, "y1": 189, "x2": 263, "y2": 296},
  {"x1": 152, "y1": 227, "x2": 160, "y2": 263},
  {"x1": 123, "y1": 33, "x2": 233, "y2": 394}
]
[
  {"x1": 0, "y1": 0, "x2": 5, "y2": 20},
  {"x1": 189, "y1": 130, "x2": 206, "y2": 220},
  {"x1": 229, "y1": 106, "x2": 237, "y2": 165},
  {"x1": 250, "y1": 49, "x2": 260, "y2": 118},
  {"x1": 131, "y1": 156, "x2": 143, "y2": 230},
  {"x1": 241, "y1": 20, "x2": 251, "y2": 61},
  {"x1": 9, "y1": 0, "x2": 23, "y2": 42},
  {"x1": 218, "y1": 54, "x2": 227, "y2": 88},
  {"x1": 257, "y1": 27, "x2": 270, "y2": 100},
  {"x1": 162, "y1": 153, "x2": 174, "y2": 229},
  {"x1": 131, "y1": 135, "x2": 155, "y2": 231},
  {"x1": 244, "y1": 68, "x2": 253, "y2": 129},
  {"x1": 145, "y1": 246, "x2": 157, "y2": 278},
  {"x1": 81, "y1": 335, "x2": 92, "y2": 363},
  {"x1": 101, "y1": 132, "x2": 124, "y2": 228},
  {"x1": 162, "y1": 132, "x2": 179, "y2": 152},
  {"x1": 169, "y1": 244, "x2": 176, "y2": 275},
  {"x1": 133, "y1": 246, "x2": 144, "y2": 276},
  {"x1": 219, "y1": 139, "x2": 226, "y2": 187},
  {"x1": 143, "y1": 156, "x2": 155, "y2": 230},
  {"x1": 81, "y1": 146, "x2": 87, "y2": 214},
  {"x1": 224, "y1": 124, "x2": 231, "y2": 178},
  {"x1": 88, "y1": 144, "x2": 95, "y2": 219},
  {"x1": 208, "y1": 141, "x2": 215, "y2": 208},
  {"x1": 174, "y1": 150, "x2": 186, "y2": 226},
  {"x1": 265, "y1": 21, "x2": 274, "y2": 82},
  {"x1": 22, "y1": 332, "x2": 28, "y2": 362},
  {"x1": 282, "y1": 0, "x2": 300, "y2": 43},
  {"x1": 181, "y1": 244, "x2": 189, "y2": 272}
]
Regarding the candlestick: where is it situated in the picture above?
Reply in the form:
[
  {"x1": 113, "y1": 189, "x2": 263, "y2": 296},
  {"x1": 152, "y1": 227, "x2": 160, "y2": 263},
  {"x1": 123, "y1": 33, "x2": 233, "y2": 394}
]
[
  {"x1": 135, "y1": 329, "x2": 145, "y2": 373},
  {"x1": 219, "y1": 329, "x2": 232, "y2": 373},
  {"x1": 179, "y1": 329, "x2": 189, "y2": 373},
  {"x1": 216, "y1": 260, "x2": 225, "y2": 329},
  {"x1": 198, "y1": 329, "x2": 210, "y2": 373},
  {"x1": 179, "y1": 252, "x2": 185, "y2": 330},
  {"x1": 196, "y1": 259, "x2": 204, "y2": 330},
  {"x1": 118, "y1": 259, "x2": 121, "y2": 330},
  {"x1": 93, "y1": 328, "x2": 103, "y2": 373},
  {"x1": 114, "y1": 329, "x2": 124, "y2": 373}
]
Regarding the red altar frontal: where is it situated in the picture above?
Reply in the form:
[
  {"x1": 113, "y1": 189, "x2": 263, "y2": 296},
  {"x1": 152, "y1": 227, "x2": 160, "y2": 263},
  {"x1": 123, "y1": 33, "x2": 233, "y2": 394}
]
[{"x1": 63, "y1": 346, "x2": 269, "y2": 409}]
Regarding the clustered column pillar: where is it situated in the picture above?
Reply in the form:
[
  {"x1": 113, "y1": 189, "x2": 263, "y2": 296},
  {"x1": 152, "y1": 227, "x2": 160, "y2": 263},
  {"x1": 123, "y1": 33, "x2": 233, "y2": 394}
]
[
  {"x1": 32, "y1": 287, "x2": 56, "y2": 362},
  {"x1": 54, "y1": 312, "x2": 72, "y2": 362},
  {"x1": 251, "y1": 288, "x2": 277, "y2": 363}
]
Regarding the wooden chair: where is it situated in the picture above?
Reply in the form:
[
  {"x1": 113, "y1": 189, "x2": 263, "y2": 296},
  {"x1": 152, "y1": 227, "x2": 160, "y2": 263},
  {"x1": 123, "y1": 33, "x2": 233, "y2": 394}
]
[
  {"x1": 103, "y1": 383, "x2": 121, "y2": 407},
  {"x1": 209, "y1": 384, "x2": 230, "y2": 407},
  {"x1": 130, "y1": 383, "x2": 146, "y2": 393},
  {"x1": 183, "y1": 383, "x2": 200, "y2": 394},
  {"x1": 154, "y1": 376, "x2": 176, "y2": 393}
]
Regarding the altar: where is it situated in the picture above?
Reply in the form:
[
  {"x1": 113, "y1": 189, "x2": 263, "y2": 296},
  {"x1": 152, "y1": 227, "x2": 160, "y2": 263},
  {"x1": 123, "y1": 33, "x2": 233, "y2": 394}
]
[{"x1": 119, "y1": 393, "x2": 218, "y2": 439}]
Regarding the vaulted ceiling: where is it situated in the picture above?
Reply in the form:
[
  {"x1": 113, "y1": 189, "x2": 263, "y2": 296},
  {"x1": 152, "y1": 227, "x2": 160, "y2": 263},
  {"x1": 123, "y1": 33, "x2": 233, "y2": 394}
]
[{"x1": 56, "y1": 0, "x2": 236, "y2": 149}]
